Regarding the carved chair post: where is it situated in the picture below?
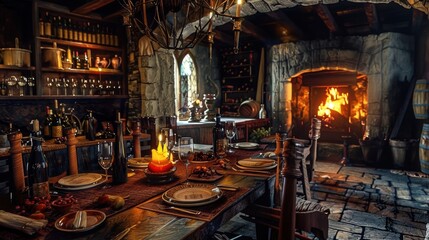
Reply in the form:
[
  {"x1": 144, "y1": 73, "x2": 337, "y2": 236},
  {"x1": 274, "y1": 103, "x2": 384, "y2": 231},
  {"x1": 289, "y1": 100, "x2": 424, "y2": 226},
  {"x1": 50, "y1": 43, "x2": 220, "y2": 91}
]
[
  {"x1": 66, "y1": 128, "x2": 79, "y2": 175},
  {"x1": 308, "y1": 118, "x2": 321, "y2": 181},
  {"x1": 8, "y1": 132, "x2": 25, "y2": 200},
  {"x1": 279, "y1": 138, "x2": 307, "y2": 240}
]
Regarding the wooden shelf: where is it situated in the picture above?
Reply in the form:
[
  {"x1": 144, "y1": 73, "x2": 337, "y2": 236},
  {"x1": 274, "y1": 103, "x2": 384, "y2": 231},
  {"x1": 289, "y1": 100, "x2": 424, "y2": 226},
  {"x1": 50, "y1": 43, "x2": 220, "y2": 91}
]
[
  {"x1": 42, "y1": 67, "x2": 123, "y2": 75},
  {"x1": 0, "y1": 65, "x2": 35, "y2": 71},
  {"x1": 38, "y1": 37, "x2": 121, "y2": 52},
  {"x1": 0, "y1": 95, "x2": 128, "y2": 100}
]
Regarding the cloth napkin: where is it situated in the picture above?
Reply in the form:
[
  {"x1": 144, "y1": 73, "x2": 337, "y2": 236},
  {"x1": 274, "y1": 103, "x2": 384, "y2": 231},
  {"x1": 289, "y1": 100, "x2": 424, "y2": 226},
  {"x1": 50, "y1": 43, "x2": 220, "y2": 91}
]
[{"x1": 0, "y1": 210, "x2": 47, "y2": 235}]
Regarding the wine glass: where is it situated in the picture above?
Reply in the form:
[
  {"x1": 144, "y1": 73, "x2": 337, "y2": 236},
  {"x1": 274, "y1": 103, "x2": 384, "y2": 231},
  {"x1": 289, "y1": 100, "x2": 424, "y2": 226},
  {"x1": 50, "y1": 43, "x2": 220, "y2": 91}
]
[
  {"x1": 98, "y1": 141, "x2": 113, "y2": 189},
  {"x1": 178, "y1": 137, "x2": 193, "y2": 184},
  {"x1": 225, "y1": 121, "x2": 236, "y2": 153},
  {"x1": 6, "y1": 76, "x2": 17, "y2": 96},
  {"x1": 17, "y1": 76, "x2": 27, "y2": 96}
]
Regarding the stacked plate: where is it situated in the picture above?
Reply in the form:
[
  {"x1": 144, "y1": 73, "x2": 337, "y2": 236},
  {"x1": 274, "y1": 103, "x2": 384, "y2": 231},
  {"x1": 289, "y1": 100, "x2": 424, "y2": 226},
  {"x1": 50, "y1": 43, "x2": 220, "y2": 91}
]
[
  {"x1": 128, "y1": 157, "x2": 151, "y2": 168},
  {"x1": 162, "y1": 183, "x2": 223, "y2": 207},
  {"x1": 233, "y1": 142, "x2": 260, "y2": 150},
  {"x1": 54, "y1": 173, "x2": 106, "y2": 191},
  {"x1": 235, "y1": 158, "x2": 277, "y2": 170}
]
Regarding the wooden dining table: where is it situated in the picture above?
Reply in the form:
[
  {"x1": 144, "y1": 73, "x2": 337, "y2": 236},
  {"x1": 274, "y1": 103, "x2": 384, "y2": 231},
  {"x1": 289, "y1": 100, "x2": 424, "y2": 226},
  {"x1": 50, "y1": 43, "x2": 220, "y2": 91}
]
[{"x1": 0, "y1": 144, "x2": 276, "y2": 240}]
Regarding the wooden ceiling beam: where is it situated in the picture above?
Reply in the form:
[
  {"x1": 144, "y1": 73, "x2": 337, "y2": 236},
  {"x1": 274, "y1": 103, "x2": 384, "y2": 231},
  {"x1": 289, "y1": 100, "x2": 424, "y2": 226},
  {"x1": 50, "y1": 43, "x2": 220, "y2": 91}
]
[
  {"x1": 314, "y1": 4, "x2": 341, "y2": 34},
  {"x1": 240, "y1": 19, "x2": 278, "y2": 45},
  {"x1": 364, "y1": 3, "x2": 380, "y2": 33},
  {"x1": 265, "y1": 10, "x2": 304, "y2": 40},
  {"x1": 213, "y1": 29, "x2": 234, "y2": 45},
  {"x1": 72, "y1": 0, "x2": 115, "y2": 15}
]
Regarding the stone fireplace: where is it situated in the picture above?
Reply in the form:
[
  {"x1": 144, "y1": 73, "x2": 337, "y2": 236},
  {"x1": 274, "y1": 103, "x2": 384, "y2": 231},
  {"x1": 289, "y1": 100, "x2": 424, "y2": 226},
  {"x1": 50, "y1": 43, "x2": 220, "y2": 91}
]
[
  {"x1": 267, "y1": 32, "x2": 415, "y2": 144},
  {"x1": 291, "y1": 70, "x2": 367, "y2": 143}
]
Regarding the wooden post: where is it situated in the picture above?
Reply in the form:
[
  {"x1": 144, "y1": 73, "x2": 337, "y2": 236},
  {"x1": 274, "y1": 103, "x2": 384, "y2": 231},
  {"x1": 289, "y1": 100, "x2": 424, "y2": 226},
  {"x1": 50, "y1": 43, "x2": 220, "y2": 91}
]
[
  {"x1": 66, "y1": 128, "x2": 79, "y2": 175},
  {"x1": 132, "y1": 121, "x2": 142, "y2": 158},
  {"x1": 8, "y1": 132, "x2": 26, "y2": 200}
]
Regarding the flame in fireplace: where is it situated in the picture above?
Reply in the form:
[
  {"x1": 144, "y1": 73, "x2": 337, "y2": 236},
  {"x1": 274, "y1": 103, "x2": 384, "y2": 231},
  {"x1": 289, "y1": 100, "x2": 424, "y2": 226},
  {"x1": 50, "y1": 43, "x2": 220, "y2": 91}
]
[{"x1": 317, "y1": 88, "x2": 348, "y2": 120}]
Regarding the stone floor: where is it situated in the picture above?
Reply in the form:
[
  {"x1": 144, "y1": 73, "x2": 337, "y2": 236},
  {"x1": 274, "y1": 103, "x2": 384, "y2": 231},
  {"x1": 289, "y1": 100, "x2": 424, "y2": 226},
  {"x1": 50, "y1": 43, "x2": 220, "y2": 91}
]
[{"x1": 215, "y1": 160, "x2": 429, "y2": 240}]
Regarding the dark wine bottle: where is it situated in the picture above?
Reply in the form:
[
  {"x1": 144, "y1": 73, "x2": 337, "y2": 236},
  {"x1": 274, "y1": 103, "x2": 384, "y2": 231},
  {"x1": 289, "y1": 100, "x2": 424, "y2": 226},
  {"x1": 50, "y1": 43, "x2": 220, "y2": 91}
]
[
  {"x1": 83, "y1": 110, "x2": 97, "y2": 141},
  {"x1": 43, "y1": 106, "x2": 52, "y2": 140},
  {"x1": 51, "y1": 100, "x2": 63, "y2": 138},
  {"x1": 112, "y1": 112, "x2": 127, "y2": 184},
  {"x1": 27, "y1": 136, "x2": 50, "y2": 199},
  {"x1": 212, "y1": 108, "x2": 225, "y2": 157}
]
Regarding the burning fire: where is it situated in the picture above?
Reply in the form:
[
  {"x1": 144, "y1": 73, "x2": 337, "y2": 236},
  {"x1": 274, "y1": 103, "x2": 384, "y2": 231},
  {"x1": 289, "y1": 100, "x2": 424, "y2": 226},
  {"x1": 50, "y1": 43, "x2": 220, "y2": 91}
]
[{"x1": 317, "y1": 88, "x2": 349, "y2": 120}]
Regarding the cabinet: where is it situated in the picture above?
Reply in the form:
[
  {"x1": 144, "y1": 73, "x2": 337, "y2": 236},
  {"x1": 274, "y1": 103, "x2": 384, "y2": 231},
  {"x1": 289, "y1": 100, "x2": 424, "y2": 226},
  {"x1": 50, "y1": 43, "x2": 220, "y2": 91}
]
[
  {"x1": 220, "y1": 44, "x2": 259, "y2": 117},
  {"x1": 0, "y1": 0, "x2": 127, "y2": 100},
  {"x1": 34, "y1": 1, "x2": 127, "y2": 99}
]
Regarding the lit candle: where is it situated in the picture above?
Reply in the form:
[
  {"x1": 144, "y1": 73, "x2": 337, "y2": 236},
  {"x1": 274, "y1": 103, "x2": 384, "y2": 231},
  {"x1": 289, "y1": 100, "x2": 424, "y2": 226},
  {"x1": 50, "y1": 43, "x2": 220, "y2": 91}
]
[{"x1": 236, "y1": 0, "x2": 242, "y2": 17}]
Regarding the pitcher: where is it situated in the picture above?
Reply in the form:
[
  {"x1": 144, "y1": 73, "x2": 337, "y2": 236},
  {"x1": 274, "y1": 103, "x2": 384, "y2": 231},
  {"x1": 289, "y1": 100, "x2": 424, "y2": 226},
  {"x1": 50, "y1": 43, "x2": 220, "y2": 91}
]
[
  {"x1": 111, "y1": 55, "x2": 122, "y2": 70},
  {"x1": 100, "y1": 57, "x2": 110, "y2": 68}
]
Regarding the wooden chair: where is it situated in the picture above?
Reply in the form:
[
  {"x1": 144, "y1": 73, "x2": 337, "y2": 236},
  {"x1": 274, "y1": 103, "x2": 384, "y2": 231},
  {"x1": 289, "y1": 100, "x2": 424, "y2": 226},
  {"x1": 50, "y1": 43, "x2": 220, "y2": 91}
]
[{"x1": 242, "y1": 125, "x2": 329, "y2": 240}]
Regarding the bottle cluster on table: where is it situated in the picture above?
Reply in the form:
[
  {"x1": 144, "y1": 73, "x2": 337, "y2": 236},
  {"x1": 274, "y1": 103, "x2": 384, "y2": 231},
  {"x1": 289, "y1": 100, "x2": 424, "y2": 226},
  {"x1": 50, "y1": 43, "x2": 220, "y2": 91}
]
[
  {"x1": 39, "y1": 11, "x2": 119, "y2": 46},
  {"x1": 42, "y1": 99, "x2": 76, "y2": 140}
]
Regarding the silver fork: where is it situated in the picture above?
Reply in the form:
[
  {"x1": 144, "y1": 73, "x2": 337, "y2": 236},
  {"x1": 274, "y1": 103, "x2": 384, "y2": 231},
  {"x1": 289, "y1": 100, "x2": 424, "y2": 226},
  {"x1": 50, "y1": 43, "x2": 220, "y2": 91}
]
[{"x1": 158, "y1": 205, "x2": 201, "y2": 215}]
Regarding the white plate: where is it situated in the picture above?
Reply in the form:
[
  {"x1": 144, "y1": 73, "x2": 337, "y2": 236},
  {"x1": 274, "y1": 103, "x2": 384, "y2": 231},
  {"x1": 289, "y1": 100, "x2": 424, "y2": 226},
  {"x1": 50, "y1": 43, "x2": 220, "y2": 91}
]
[
  {"x1": 236, "y1": 161, "x2": 277, "y2": 170},
  {"x1": 55, "y1": 210, "x2": 106, "y2": 232},
  {"x1": 234, "y1": 142, "x2": 260, "y2": 149},
  {"x1": 162, "y1": 191, "x2": 223, "y2": 207},
  {"x1": 164, "y1": 183, "x2": 222, "y2": 203},
  {"x1": 54, "y1": 177, "x2": 107, "y2": 191},
  {"x1": 128, "y1": 157, "x2": 151, "y2": 168},
  {"x1": 58, "y1": 173, "x2": 103, "y2": 187}
]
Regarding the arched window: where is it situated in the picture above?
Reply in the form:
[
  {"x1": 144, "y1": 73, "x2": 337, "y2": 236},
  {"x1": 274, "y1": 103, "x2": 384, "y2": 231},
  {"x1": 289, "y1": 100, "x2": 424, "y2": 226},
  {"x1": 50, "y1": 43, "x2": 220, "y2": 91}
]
[{"x1": 176, "y1": 53, "x2": 198, "y2": 117}]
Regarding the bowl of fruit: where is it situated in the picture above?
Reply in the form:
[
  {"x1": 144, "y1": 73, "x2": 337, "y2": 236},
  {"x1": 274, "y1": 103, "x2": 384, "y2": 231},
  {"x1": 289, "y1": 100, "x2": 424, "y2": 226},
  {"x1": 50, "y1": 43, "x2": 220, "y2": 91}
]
[{"x1": 51, "y1": 194, "x2": 77, "y2": 213}]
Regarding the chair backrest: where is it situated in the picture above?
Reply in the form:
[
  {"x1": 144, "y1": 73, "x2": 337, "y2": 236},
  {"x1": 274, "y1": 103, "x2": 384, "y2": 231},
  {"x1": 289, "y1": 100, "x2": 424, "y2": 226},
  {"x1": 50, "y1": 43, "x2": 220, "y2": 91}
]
[{"x1": 278, "y1": 138, "x2": 311, "y2": 240}]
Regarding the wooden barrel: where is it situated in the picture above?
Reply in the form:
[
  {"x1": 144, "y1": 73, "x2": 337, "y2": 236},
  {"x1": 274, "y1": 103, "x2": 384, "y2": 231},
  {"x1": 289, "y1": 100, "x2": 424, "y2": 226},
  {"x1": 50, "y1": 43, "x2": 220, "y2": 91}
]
[
  {"x1": 413, "y1": 79, "x2": 429, "y2": 119},
  {"x1": 419, "y1": 124, "x2": 429, "y2": 174},
  {"x1": 238, "y1": 99, "x2": 260, "y2": 118}
]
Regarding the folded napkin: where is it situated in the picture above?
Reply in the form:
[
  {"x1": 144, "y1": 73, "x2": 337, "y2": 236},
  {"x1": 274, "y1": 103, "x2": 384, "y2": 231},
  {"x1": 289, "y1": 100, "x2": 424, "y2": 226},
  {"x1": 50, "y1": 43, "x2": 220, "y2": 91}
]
[{"x1": 0, "y1": 210, "x2": 48, "y2": 235}]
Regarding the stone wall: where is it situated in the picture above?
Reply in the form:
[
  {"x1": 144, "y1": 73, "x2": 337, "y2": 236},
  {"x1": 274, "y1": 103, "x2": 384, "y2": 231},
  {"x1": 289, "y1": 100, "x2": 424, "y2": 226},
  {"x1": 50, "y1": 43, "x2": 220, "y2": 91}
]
[
  {"x1": 267, "y1": 32, "x2": 415, "y2": 139},
  {"x1": 127, "y1": 36, "x2": 221, "y2": 123}
]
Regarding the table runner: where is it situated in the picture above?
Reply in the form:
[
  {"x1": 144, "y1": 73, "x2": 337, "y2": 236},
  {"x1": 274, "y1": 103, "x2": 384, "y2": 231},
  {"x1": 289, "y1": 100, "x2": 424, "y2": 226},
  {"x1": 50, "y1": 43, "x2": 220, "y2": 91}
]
[{"x1": 136, "y1": 187, "x2": 249, "y2": 221}]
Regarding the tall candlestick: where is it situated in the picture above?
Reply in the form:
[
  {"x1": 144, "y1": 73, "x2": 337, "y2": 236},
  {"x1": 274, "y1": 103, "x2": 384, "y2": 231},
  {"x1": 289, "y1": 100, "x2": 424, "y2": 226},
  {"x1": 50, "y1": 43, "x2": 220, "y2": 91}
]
[{"x1": 236, "y1": 0, "x2": 242, "y2": 17}]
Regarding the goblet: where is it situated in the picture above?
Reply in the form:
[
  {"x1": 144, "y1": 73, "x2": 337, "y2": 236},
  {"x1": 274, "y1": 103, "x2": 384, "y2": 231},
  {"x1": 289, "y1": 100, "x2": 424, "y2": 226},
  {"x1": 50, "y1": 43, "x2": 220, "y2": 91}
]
[
  {"x1": 225, "y1": 121, "x2": 236, "y2": 153},
  {"x1": 98, "y1": 141, "x2": 113, "y2": 189},
  {"x1": 178, "y1": 137, "x2": 193, "y2": 184}
]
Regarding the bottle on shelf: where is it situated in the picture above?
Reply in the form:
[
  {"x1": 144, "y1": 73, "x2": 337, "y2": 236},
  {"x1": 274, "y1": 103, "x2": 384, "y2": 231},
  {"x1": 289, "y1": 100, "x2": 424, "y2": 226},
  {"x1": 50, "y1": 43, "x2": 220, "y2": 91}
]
[
  {"x1": 82, "y1": 51, "x2": 89, "y2": 70},
  {"x1": 52, "y1": 16, "x2": 58, "y2": 38},
  {"x1": 44, "y1": 12, "x2": 52, "y2": 38},
  {"x1": 39, "y1": 16, "x2": 44, "y2": 37},
  {"x1": 73, "y1": 51, "x2": 81, "y2": 69},
  {"x1": 43, "y1": 106, "x2": 52, "y2": 140},
  {"x1": 259, "y1": 103, "x2": 267, "y2": 119},
  {"x1": 0, "y1": 79, "x2": 7, "y2": 96},
  {"x1": 78, "y1": 22, "x2": 83, "y2": 42},
  {"x1": 51, "y1": 100, "x2": 63, "y2": 139},
  {"x1": 57, "y1": 16, "x2": 63, "y2": 39},
  {"x1": 68, "y1": 18, "x2": 74, "y2": 41},
  {"x1": 112, "y1": 112, "x2": 128, "y2": 184},
  {"x1": 83, "y1": 22, "x2": 88, "y2": 43},
  {"x1": 63, "y1": 17, "x2": 69, "y2": 40},
  {"x1": 101, "y1": 26, "x2": 106, "y2": 45},
  {"x1": 96, "y1": 24, "x2": 101, "y2": 44},
  {"x1": 73, "y1": 21, "x2": 79, "y2": 41},
  {"x1": 27, "y1": 128, "x2": 50, "y2": 199}
]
